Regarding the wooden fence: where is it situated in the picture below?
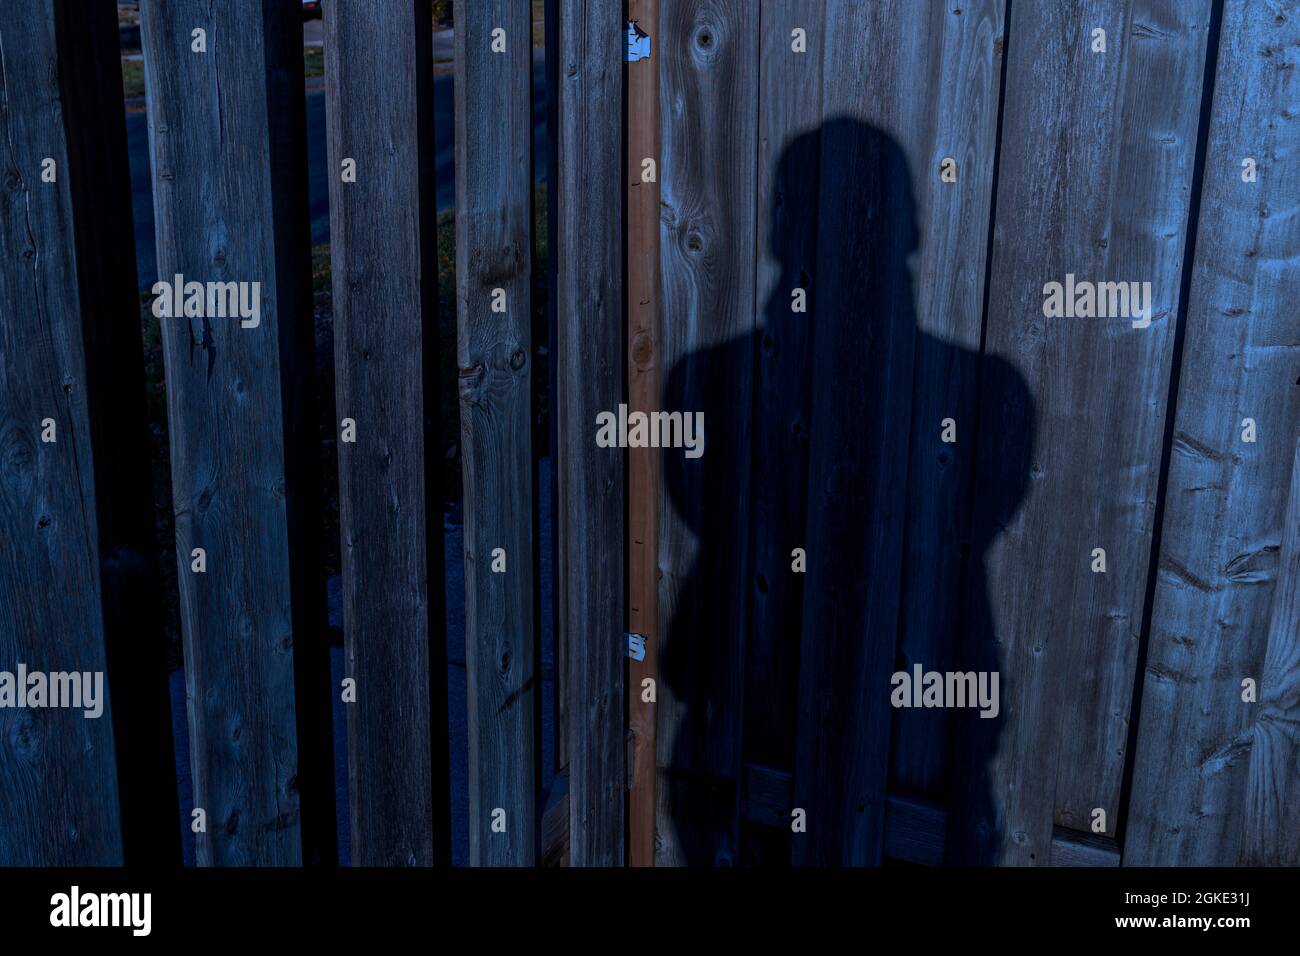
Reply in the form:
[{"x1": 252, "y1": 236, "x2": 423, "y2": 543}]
[
  {"x1": 0, "y1": 0, "x2": 1296, "y2": 867},
  {"x1": 631, "y1": 0, "x2": 1299, "y2": 867}
]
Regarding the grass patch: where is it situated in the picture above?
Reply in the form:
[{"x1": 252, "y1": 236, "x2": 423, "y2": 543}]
[
  {"x1": 121, "y1": 59, "x2": 145, "y2": 100},
  {"x1": 303, "y1": 46, "x2": 323, "y2": 78}
]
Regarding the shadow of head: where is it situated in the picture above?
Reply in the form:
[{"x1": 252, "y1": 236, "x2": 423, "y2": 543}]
[
  {"x1": 769, "y1": 116, "x2": 919, "y2": 278},
  {"x1": 663, "y1": 117, "x2": 924, "y2": 540}
]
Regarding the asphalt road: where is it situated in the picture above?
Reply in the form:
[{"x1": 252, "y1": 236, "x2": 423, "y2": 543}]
[{"x1": 127, "y1": 60, "x2": 548, "y2": 288}]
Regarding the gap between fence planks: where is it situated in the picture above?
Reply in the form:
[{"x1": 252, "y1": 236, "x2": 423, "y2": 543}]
[
  {"x1": 455, "y1": 0, "x2": 538, "y2": 867},
  {"x1": 626, "y1": 0, "x2": 661, "y2": 869},
  {"x1": 140, "y1": 0, "x2": 336, "y2": 866},
  {"x1": 323, "y1": 0, "x2": 447, "y2": 867}
]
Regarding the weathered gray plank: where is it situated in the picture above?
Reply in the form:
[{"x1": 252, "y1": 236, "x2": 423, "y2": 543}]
[
  {"x1": 969, "y1": 0, "x2": 1209, "y2": 865},
  {"x1": 890, "y1": 0, "x2": 1007, "y2": 804},
  {"x1": 1126, "y1": 0, "x2": 1300, "y2": 866},
  {"x1": 557, "y1": 0, "x2": 625, "y2": 868},
  {"x1": 1245, "y1": 436, "x2": 1300, "y2": 864},
  {"x1": 1049, "y1": 829, "x2": 1121, "y2": 867},
  {"x1": 323, "y1": 0, "x2": 446, "y2": 866},
  {"x1": 657, "y1": 0, "x2": 759, "y2": 867},
  {"x1": 141, "y1": 0, "x2": 334, "y2": 866},
  {"x1": 545, "y1": 0, "x2": 565, "y2": 776},
  {"x1": 454, "y1": 0, "x2": 537, "y2": 867},
  {"x1": 0, "y1": 0, "x2": 125, "y2": 866}
]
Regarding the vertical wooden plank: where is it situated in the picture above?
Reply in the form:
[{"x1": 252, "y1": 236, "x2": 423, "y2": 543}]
[
  {"x1": 967, "y1": 0, "x2": 1208, "y2": 866},
  {"x1": 1245, "y1": 437, "x2": 1300, "y2": 864},
  {"x1": 657, "y1": 0, "x2": 759, "y2": 867},
  {"x1": 57, "y1": 0, "x2": 182, "y2": 865},
  {"x1": 545, "y1": 0, "x2": 566, "y2": 775},
  {"x1": 140, "y1": 0, "x2": 335, "y2": 866},
  {"x1": 0, "y1": 0, "x2": 124, "y2": 866},
  {"x1": 742, "y1": 3, "x2": 824, "y2": 859},
  {"x1": 323, "y1": 0, "x2": 447, "y2": 866},
  {"x1": 1126, "y1": 0, "x2": 1300, "y2": 866},
  {"x1": 627, "y1": 0, "x2": 660, "y2": 869},
  {"x1": 890, "y1": 0, "x2": 1007, "y2": 805},
  {"x1": 455, "y1": 0, "x2": 537, "y2": 867},
  {"x1": 790, "y1": 0, "x2": 925, "y2": 866},
  {"x1": 557, "y1": 0, "x2": 626, "y2": 868}
]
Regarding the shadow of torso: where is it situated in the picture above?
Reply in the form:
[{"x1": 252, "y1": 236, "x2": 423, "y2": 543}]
[{"x1": 657, "y1": 119, "x2": 1033, "y2": 866}]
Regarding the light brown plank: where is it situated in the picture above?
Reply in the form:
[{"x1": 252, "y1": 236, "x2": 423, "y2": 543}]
[{"x1": 627, "y1": 0, "x2": 661, "y2": 869}]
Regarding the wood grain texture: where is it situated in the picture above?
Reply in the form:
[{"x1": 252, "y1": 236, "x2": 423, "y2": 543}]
[
  {"x1": 889, "y1": 0, "x2": 1006, "y2": 803},
  {"x1": 141, "y1": 0, "x2": 334, "y2": 866},
  {"x1": 454, "y1": 0, "x2": 537, "y2": 867},
  {"x1": 742, "y1": 4, "x2": 824, "y2": 855},
  {"x1": 1245, "y1": 436, "x2": 1300, "y2": 864},
  {"x1": 657, "y1": 0, "x2": 759, "y2": 867},
  {"x1": 0, "y1": 0, "x2": 123, "y2": 866},
  {"x1": 545, "y1": 0, "x2": 566, "y2": 775},
  {"x1": 1126, "y1": 0, "x2": 1300, "y2": 866},
  {"x1": 323, "y1": 0, "x2": 446, "y2": 866},
  {"x1": 791, "y1": 0, "x2": 931, "y2": 866},
  {"x1": 970, "y1": 0, "x2": 1209, "y2": 865},
  {"x1": 1048, "y1": 829, "x2": 1121, "y2": 867},
  {"x1": 627, "y1": 0, "x2": 660, "y2": 869},
  {"x1": 556, "y1": 0, "x2": 625, "y2": 868},
  {"x1": 540, "y1": 766, "x2": 570, "y2": 866}
]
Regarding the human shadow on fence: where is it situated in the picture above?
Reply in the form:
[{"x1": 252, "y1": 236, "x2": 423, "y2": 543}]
[{"x1": 659, "y1": 118, "x2": 1035, "y2": 865}]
